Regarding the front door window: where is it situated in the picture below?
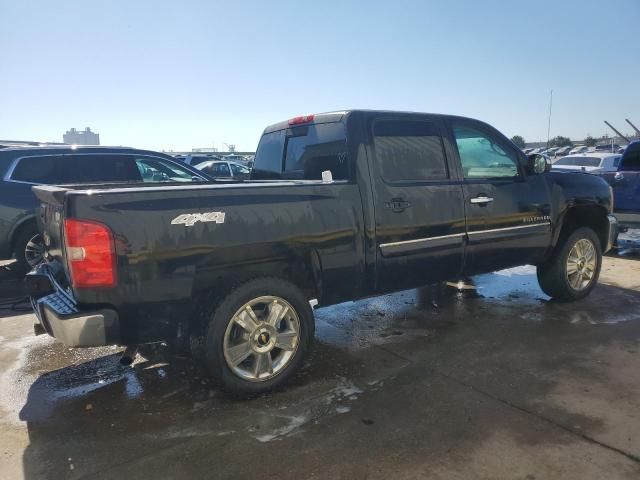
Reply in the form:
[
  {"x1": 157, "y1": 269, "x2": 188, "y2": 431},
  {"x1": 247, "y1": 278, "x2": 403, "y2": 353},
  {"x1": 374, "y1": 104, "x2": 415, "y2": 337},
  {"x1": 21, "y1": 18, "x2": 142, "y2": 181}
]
[{"x1": 453, "y1": 125, "x2": 520, "y2": 179}]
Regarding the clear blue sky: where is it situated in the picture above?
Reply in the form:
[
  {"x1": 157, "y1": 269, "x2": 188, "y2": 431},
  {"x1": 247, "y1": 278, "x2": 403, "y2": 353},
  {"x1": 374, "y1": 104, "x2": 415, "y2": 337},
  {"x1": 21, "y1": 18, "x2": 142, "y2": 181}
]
[{"x1": 1, "y1": 0, "x2": 638, "y2": 151}]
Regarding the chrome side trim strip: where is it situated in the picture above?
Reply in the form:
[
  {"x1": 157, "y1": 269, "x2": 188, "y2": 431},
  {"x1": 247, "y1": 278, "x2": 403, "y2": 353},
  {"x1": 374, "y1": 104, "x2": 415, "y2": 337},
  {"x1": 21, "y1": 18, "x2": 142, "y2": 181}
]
[
  {"x1": 467, "y1": 222, "x2": 550, "y2": 235},
  {"x1": 379, "y1": 232, "x2": 465, "y2": 249},
  {"x1": 379, "y1": 222, "x2": 550, "y2": 249}
]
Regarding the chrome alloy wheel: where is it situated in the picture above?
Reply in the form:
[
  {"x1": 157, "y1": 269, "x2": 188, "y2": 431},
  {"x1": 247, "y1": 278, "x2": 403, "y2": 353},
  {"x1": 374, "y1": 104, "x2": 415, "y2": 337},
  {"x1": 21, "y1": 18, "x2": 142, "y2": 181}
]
[
  {"x1": 223, "y1": 296, "x2": 300, "y2": 382},
  {"x1": 25, "y1": 234, "x2": 45, "y2": 268},
  {"x1": 566, "y1": 238, "x2": 597, "y2": 291}
]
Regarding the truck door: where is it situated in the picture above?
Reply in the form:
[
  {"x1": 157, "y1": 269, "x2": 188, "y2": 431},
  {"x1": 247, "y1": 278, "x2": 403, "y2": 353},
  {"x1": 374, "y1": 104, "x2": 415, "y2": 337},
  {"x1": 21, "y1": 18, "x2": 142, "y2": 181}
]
[
  {"x1": 368, "y1": 115, "x2": 466, "y2": 292},
  {"x1": 610, "y1": 143, "x2": 640, "y2": 214},
  {"x1": 447, "y1": 119, "x2": 552, "y2": 274}
]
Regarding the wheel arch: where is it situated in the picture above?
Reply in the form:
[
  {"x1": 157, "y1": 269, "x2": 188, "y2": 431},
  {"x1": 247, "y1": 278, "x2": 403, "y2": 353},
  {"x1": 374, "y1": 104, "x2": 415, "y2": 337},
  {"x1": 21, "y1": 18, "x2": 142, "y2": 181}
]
[
  {"x1": 553, "y1": 205, "x2": 609, "y2": 251},
  {"x1": 188, "y1": 248, "x2": 323, "y2": 334},
  {"x1": 9, "y1": 215, "x2": 38, "y2": 253}
]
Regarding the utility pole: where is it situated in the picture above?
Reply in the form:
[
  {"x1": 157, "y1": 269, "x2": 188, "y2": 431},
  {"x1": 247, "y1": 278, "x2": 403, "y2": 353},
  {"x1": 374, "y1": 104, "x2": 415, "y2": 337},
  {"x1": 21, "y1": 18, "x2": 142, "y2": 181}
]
[{"x1": 546, "y1": 90, "x2": 553, "y2": 148}]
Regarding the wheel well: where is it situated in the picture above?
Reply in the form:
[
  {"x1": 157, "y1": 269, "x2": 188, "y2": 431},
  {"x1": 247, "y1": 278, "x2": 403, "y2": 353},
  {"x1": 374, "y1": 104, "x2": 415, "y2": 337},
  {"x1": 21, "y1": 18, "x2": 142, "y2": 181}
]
[
  {"x1": 557, "y1": 206, "x2": 608, "y2": 249},
  {"x1": 188, "y1": 259, "x2": 320, "y2": 336},
  {"x1": 10, "y1": 218, "x2": 37, "y2": 253}
]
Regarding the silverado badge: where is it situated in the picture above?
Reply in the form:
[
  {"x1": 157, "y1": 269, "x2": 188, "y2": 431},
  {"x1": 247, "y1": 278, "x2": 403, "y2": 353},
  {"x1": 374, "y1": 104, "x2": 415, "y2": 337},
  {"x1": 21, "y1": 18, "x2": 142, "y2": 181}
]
[{"x1": 171, "y1": 212, "x2": 226, "y2": 227}]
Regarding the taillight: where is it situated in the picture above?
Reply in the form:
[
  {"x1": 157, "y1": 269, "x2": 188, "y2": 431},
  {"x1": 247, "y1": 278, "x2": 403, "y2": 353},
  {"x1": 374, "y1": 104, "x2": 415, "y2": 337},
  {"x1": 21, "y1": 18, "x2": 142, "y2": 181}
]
[
  {"x1": 288, "y1": 114, "x2": 315, "y2": 126},
  {"x1": 64, "y1": 219, "x2": 116, "y2": 288}
]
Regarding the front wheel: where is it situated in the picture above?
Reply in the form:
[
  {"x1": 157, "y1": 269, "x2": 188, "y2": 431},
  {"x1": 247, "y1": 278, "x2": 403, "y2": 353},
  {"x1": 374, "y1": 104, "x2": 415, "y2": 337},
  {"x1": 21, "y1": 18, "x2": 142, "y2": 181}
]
[
  {"x1": 537, "y1": 227, "x2": 602, "y2": 301},
  {"x1": 202, "y1": 278, "x2": 314, "y2": 396}
]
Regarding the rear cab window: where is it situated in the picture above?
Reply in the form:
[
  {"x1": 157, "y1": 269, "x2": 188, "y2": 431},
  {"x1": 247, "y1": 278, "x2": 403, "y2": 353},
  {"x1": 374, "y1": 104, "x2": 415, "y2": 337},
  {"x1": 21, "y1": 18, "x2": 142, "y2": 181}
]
[{"x1": 252, "y1": 122, "x2": 349, "y2": 181}]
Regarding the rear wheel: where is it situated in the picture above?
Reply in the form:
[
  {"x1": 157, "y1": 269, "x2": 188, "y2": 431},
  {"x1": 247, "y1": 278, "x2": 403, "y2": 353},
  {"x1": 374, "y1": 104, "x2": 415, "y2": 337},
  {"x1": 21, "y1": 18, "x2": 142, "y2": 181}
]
[
  {"x1": 13, "y1": 225, "x2": 45, "y2": 273},
  {"x1": 202, "y1": 278, "x2": 314, "y2": 396},
  {"x1": 537, "y1": 227, "x2": 602, "y2": 301}
]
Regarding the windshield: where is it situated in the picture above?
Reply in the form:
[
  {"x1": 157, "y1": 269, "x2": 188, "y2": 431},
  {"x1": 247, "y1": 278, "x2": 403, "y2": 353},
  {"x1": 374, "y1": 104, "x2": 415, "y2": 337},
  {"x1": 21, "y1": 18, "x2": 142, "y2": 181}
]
[{"x1": 554, "y1": 156, "x2": 602, "y2": 167}]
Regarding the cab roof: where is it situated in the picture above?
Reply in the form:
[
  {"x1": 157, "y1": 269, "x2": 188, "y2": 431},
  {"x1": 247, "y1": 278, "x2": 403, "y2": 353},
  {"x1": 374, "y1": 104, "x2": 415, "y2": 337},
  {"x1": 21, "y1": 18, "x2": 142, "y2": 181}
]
[{"x1": 261, "y1": 109, "x2": 489, "y2": 135}]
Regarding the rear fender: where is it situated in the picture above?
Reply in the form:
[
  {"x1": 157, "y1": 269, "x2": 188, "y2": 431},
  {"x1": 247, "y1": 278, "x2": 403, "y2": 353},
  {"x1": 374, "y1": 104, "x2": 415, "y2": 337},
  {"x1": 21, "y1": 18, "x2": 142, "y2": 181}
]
[{"x1": 191, "y1": 245, "x2": 323, "y2": 303}]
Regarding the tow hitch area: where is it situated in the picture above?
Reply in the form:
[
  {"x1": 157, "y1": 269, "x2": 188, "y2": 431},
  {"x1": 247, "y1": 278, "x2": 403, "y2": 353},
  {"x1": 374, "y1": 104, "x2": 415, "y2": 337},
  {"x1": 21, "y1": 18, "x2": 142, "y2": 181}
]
[
  {"x1": 120, "y1": 345, "x2": 138, "y2": 366},
  {"x1": 24, "y1": 272, "x2": 54, "y2": 298}
]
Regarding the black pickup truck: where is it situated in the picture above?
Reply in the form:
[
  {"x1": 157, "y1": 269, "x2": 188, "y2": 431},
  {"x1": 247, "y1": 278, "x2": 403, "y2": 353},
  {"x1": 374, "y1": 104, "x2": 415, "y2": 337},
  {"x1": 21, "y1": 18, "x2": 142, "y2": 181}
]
[{"x1": 27, "y1": 110, "x2": 617, "y2": 395}]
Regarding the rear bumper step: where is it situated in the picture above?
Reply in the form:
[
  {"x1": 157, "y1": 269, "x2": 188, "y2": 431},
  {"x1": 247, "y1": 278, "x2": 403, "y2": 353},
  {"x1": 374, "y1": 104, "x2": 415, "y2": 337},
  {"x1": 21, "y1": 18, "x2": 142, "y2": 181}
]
[{"x1": 26, "y1": 265, "x2": 120, "y2": 347}]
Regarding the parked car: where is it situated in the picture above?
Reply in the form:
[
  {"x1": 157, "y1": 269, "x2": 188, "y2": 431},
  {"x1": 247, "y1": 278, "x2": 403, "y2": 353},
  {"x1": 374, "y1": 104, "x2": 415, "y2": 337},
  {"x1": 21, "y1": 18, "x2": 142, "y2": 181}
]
[
  {"x1": 592, "y1": 141, "x2": 640, "y2": 231},
  {"x1": 569, "y1": 145, "x2": 588, "y2": 155},
  {"x1": 183, "y1": 154, "x2": 222, "y2": 166},
  {"x1": 27, "y1": 110, "x2": 616, "y2": 395},
  {"x1": 523, "y1": 148, "x2": 534, "y2": 154},
  {"x1": 554, "y1": 146, "x2": 573, "y2": 157},
  {"x1": 551, "y1": 153, "x2": 623, "y2": 173},
  {"x1": 544, "y1": 147, "x2": 560, "y2": 156},
  {"x1": 595, "y1": 144, "x2": 620, "y2": 152},
  {"x1": 196, "y1": 160, "x2": 251, "y2": 180},
  {"x1": 221, "y1": 154, "x2": 249, "y2": 165},
  {"x1": 0, "y1": 146, "x2": 210, "y2": 271}
]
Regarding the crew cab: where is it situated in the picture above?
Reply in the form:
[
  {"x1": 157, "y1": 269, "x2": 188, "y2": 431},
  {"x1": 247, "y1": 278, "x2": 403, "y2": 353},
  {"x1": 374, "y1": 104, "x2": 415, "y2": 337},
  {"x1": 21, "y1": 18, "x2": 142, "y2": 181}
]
[{"x1": 26, "y1": 111, "x2": 617, "y2": 395}]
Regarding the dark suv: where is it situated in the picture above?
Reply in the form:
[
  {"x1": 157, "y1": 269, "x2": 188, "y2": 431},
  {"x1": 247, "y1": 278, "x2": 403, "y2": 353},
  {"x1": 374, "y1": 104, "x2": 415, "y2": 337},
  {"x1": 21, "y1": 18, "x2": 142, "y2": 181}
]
[{"x1": 0, "y1": 146, "x2": 210, "y2": 271}]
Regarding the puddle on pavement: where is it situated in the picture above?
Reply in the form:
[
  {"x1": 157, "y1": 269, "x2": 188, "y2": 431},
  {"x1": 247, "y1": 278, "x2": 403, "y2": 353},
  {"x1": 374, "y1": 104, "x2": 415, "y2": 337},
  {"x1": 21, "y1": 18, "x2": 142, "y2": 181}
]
[
  {"x1": 2, "y1": 243, "x2": 639, "y2": 445},
  {"x1": 612, "y1": 230, "x2": 640, "y2": 259}
]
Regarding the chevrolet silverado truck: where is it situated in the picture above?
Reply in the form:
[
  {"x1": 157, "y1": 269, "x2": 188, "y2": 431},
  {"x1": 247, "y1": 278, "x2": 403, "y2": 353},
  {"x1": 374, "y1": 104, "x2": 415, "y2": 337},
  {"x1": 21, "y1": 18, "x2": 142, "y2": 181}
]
[{"x1": 26, "y1": 110, "x2": 617, "y2": 395}]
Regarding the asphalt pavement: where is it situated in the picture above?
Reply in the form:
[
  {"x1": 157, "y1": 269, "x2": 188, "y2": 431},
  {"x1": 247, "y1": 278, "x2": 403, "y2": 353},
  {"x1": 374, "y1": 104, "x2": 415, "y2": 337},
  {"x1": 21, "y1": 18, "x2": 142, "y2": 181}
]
[{"x1": 1, "y1": 232, "x2": 639, "y2": 479}]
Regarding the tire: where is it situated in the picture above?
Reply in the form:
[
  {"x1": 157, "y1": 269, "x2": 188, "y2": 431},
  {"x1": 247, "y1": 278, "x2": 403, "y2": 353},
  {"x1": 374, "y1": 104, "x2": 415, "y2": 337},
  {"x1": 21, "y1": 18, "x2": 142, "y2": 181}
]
[
  {"x1": 12, "y1": 224, "x2": 44, "y2": 274},
  {"x1": 537, "y1": 227, "x2": 602, "y2": 301},
  {"x1": 202, "y1": 277, "x2": 315, "y2": 396}
]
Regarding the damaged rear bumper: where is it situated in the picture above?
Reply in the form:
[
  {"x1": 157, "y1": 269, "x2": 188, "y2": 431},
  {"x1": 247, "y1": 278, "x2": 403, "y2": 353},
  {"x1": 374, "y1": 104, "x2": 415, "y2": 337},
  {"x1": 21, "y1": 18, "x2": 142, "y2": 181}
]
[{"x1": 26, "y1": 264, "x2": 120, "y2": 347}]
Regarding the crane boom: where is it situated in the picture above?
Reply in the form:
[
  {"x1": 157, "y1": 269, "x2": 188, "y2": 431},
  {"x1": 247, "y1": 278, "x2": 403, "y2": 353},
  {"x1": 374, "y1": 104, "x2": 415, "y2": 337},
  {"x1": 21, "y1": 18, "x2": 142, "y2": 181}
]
[
  {"x1": 625, "y1": 119, "x2": 640, "y2": 137},
  {"x1": 604, "y1": 121, "x2": 630, "y2": 143}
]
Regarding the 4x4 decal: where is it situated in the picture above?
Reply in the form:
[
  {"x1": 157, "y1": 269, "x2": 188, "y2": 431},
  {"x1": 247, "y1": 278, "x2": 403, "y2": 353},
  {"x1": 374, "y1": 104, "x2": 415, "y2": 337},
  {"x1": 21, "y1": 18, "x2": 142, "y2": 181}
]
[{"x1": 171, "y1": 212, "x2": 225, "y2": 227}]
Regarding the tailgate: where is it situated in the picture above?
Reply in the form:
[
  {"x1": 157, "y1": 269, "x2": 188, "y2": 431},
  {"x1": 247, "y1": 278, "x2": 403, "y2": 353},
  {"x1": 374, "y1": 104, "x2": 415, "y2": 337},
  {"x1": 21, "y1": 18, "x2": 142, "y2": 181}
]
[{"x1": 32, "y1": 185, "x2": 69, "y2": 268}]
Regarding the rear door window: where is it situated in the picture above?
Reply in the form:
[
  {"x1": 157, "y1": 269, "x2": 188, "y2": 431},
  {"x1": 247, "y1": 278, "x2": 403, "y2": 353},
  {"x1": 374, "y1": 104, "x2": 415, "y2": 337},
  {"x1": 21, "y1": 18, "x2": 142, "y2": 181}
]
[
  {"x1": 11, "y1": 156, "x2": 62, "y2": 183},
  {"x1": 66, "y1": 155, "x2": 141, "y2": 182},
  {"x1": 10, "y1": 154, "x2": 142, "y2": 184},
  {"x1": 373, "y1": 119, "x2": 449, "y2": 182},
  {"x1": 253, "y1": 123, "x2": 348, "y2": 180}
]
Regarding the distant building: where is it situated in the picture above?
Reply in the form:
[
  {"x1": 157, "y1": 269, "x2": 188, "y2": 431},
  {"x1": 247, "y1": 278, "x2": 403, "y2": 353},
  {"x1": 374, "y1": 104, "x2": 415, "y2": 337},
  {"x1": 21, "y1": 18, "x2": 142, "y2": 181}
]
[{"x1": 63, "y1": 127, "x2": 100, "y2": 145}]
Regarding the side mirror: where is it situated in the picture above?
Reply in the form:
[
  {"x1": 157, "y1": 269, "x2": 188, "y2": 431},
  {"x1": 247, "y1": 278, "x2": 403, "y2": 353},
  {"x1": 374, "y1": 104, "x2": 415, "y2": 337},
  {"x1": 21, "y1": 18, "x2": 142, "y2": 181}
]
[{"x1": 527, "y1": 153, "x2": 551, "y2": 174}]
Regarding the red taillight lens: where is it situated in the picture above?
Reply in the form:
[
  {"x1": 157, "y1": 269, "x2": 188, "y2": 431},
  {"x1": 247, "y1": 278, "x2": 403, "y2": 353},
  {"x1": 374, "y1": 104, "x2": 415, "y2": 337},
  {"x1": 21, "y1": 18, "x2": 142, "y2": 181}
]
[
  {"x1": 288, "y1": 114, "x2": 315, "y2": 126},
  {"x1": 64, "y1": 219, "x2": 116, "y2": 288}
]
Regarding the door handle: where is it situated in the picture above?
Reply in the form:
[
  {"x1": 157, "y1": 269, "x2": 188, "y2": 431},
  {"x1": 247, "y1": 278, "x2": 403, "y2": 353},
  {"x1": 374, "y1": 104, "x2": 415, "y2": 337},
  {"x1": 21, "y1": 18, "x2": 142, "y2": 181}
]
[
  {"x1": 386, "y1": 198, "x2": 411, "y2": 212},
  {"x1": 470, "y1": 196, "x2": 494, "y2": 205}
]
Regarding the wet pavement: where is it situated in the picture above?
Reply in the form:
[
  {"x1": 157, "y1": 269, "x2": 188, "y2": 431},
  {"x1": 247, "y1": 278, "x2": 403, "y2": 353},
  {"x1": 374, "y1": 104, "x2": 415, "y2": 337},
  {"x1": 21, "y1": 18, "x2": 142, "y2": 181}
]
[{"x1": 1, "y1": 232, "x2": 639, "y2": 479}]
